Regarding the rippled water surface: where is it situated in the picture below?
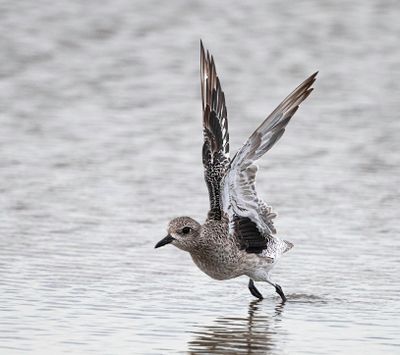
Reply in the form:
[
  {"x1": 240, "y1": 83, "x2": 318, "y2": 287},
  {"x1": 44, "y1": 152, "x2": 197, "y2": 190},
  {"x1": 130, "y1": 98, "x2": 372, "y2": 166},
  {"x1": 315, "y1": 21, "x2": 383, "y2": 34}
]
[{"x1": 1, "y1": 0, "x2": 400, "y2": 354}]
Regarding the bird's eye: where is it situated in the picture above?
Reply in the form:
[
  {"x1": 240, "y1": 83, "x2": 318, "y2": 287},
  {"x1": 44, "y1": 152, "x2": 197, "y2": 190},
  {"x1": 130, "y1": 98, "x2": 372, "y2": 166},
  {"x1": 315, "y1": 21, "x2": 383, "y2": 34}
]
[{"x1": 182, "y1": 227, "x2": 191, "y2": 234}]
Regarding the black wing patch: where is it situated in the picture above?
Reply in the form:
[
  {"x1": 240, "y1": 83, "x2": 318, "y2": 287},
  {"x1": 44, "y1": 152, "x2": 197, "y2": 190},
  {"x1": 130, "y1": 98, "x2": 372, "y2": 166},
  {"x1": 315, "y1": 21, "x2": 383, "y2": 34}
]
[{"x1": 233, "y1": 216, "x2": 271, "y2": 254}]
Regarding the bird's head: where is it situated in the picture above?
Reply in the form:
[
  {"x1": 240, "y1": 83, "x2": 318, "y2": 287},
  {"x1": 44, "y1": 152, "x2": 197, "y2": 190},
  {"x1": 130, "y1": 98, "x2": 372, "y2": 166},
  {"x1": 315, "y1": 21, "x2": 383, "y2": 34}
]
[{"x1": 155, "y1": 216, "x2": 201, "y2": 252}]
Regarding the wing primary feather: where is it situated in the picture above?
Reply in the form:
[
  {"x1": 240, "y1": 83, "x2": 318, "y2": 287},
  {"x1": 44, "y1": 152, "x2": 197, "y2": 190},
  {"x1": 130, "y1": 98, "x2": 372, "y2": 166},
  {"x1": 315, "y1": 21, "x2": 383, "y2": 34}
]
[{"x1": 232, "y1": 72, "x2": 317, "y2": 167}]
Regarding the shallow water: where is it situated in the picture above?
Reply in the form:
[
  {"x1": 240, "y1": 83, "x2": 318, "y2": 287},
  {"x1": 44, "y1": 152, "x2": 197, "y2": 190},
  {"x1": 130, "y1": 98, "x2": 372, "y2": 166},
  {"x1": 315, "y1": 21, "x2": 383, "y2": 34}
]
[{"x1": 1, "y1": 0, "x2": 400, "y2": 354}]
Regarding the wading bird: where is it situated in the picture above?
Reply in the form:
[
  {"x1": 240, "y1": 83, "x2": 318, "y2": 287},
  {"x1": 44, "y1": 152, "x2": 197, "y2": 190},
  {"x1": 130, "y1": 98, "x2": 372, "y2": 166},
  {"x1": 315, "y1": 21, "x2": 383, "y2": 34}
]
[{"x1": 155, "y1": 41, "x2": 317, "y2": 302}]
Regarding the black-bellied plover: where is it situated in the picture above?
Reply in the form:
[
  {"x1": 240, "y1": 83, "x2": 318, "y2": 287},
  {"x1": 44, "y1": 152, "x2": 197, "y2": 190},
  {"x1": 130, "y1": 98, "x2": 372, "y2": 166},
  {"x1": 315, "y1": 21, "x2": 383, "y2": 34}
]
[{"x1": 155, "y1": 41, "x2": 317, "y2": 302}]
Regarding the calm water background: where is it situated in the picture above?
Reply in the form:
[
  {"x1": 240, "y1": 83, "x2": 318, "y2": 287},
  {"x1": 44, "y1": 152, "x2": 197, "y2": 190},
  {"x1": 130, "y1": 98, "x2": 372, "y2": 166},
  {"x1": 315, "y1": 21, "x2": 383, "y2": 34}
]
[{"x1": 1, "y1": 0, "x2": 400, "y2": 354}]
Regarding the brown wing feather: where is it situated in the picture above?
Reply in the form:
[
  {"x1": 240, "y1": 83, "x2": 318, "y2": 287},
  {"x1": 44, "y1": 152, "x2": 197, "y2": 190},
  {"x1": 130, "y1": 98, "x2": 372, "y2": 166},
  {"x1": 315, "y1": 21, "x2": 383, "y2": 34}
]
[{"x1": 200, "y1": 41, "x2": 230, "y2": 220}]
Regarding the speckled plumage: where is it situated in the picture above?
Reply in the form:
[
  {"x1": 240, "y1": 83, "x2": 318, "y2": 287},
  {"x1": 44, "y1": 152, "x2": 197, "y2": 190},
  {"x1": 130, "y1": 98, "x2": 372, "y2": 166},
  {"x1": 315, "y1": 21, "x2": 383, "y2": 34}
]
[{"x1": 156, "y1": 41, "x2": 317, "y2": 301}]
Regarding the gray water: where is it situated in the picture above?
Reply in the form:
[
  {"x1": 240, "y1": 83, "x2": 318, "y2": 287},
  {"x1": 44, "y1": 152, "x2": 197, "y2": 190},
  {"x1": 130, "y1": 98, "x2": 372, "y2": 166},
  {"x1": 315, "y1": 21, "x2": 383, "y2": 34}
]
[{"x1": 1, "y1": 0, "x2": 400, "y2": 354}]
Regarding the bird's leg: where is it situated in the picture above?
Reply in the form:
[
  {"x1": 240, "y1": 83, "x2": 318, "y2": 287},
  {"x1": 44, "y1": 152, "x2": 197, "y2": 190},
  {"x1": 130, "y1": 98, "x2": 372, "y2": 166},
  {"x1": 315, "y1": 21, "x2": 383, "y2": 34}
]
[
  {"x1": 266, "y1": 278, "x2": 287, "y2": 303},
  {"x1": 275, "y1": 284, "x2": 287, "y2": 303},
  {"x1": 248, "y1": 279, "x2": 263, "y2": 300}
]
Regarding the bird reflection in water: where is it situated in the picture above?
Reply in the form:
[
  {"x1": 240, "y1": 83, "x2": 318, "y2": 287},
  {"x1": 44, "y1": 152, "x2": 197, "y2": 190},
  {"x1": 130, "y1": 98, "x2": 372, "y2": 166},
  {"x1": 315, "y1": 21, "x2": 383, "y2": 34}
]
[{"x1": 188, "y1": 300, "x2": 286, "y2": 354}]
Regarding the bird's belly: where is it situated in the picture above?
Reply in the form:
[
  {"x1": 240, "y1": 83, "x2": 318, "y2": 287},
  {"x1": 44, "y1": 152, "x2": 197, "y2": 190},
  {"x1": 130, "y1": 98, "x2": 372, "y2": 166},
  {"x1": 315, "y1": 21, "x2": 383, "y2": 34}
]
[
  {"x1": 245, "y1": 263, "x2": 275, "y2": 281},
  {"x1": 190, "y1": 253, "x2": 243, "y2": 280},
  {"x1": 243, "y1": 254, "x2": 277, "y2": 281}
]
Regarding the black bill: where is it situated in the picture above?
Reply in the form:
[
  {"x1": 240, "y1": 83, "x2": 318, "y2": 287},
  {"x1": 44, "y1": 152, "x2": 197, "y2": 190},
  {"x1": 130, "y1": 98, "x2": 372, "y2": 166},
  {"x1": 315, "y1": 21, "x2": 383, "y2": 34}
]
[{"x1": 155, "y1": 234, "x2": 175, "y2": 248}]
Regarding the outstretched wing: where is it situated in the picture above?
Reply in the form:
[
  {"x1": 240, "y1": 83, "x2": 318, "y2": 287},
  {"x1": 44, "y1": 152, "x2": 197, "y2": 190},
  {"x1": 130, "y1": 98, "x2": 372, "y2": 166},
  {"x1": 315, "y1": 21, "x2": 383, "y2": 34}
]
[
  {"x1": 200, "y1": 41, "x2": 230, "y2": 220},
  {"x1": 222, "y1": 72, "x2": 318, "y2": 253}
]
